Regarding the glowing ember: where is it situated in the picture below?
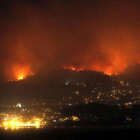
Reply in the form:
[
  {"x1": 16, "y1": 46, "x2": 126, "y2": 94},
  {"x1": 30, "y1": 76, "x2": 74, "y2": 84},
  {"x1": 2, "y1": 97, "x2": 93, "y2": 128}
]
[
  {"x1": 72, "y1": 67, "x2": 76, "y2": 71},
  {"x1": 18, "y1": 75, "x2": 24, "y2": 80},
  {"x1": 64, "y1": 66, "x2": 84, "y2": 71},
  {"x1": 106, "y1": 73, "x2": 112, "y2": 76}
]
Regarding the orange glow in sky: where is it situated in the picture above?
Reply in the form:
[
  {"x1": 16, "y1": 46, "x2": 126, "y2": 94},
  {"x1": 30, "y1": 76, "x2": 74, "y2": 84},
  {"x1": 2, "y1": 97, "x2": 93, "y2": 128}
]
[
  {"x1": 7, "y1": 64, "x2": 33, "y2": 81},
  {"x1": 16, "y1": 66, "x2": 33, "y2": 80}
]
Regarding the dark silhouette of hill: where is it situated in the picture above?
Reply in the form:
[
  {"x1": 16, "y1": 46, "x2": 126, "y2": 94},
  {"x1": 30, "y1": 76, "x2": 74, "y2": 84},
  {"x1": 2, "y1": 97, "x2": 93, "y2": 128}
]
[
  {"x1": 24, "y1": 69, "x2": 111, "y2": 83},
  {"x1": 0, "y1": 69, "x2": 112, "y2": 105}
]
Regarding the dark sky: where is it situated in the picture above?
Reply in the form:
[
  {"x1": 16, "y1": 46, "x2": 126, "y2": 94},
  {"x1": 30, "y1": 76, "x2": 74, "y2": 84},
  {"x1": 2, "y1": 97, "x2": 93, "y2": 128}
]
[{"x1": 1, "y1": 0, "x2": 140, "y2": 80}]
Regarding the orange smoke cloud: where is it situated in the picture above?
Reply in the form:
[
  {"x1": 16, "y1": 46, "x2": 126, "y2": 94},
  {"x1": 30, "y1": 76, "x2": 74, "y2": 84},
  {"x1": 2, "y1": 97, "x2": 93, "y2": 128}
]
[
  {"x1": 12, "y1": 64, "x2": 33, "y2": 80},
  {"x1": 5, "y1": 64, "x2": 33, "y2": 81},
  {"x1": 1, "y1": 0, "x2": 140, "y2": 80}
]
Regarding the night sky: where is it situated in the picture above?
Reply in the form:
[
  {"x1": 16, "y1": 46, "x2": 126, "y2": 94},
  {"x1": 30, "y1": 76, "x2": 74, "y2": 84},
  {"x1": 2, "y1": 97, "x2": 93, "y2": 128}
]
[{"x1": 1, "y1": 0, "x2": 140, "y2": 80}]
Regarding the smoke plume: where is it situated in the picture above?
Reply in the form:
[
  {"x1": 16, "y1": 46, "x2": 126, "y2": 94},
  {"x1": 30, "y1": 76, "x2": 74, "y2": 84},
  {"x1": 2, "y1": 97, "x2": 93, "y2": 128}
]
[{"x1": 1, "y1": 0, "x2": 140, "y2": 80}]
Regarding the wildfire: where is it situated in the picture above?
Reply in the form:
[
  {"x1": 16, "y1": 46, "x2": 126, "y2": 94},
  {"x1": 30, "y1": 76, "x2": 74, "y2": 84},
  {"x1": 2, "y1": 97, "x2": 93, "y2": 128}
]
[
  {"x1": 16, "y1": 76, "x2": 24, "y2": 81},
  {"x1": 14, "y1": 65, "x2": 33, "y2": 81},
  {"x1": 18, "y1": 75, "x2": 24, "y2": 80},
  {"x1": 6, "y1": 64, "x2": 33, "y2": 81},
  {"x1": 64, "y1": 66, "x2": 84, "y2": 71},
  {"x1": 64, "y1": 66, "x2": 119, "y2": 75}
]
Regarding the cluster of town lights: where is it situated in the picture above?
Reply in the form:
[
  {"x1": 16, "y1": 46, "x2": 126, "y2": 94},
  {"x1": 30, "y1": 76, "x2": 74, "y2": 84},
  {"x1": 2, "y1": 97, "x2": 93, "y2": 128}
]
[{"x1": 2, "y1": 119, "x2": 42, "y2": 130}]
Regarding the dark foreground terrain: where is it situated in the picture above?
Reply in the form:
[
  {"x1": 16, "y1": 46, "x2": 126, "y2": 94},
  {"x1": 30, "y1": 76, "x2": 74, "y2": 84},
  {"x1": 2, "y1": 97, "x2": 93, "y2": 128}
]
[{"x1": 0, "y1": 126, "x2": 139, "y2": 140}]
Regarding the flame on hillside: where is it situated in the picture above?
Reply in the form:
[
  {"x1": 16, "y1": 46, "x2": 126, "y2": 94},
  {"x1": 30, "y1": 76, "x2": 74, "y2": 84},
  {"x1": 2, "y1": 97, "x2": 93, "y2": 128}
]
[
  {"x1": 64, "y1": 66, "x2": 119, "y2": 75},
  {"x1": 6, "y1": 64, "x2": 33, "y2": 81}
]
